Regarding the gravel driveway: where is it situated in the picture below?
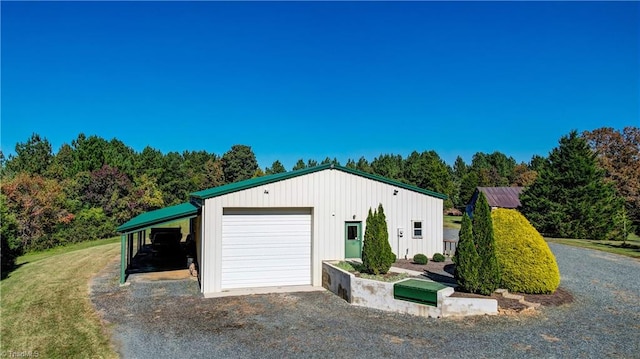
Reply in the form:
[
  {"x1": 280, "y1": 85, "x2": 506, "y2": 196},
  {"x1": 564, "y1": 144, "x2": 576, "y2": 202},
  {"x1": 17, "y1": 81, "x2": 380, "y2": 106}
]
[{"x1": 91, "y1": 243, "x2": 640, "y2": 358}]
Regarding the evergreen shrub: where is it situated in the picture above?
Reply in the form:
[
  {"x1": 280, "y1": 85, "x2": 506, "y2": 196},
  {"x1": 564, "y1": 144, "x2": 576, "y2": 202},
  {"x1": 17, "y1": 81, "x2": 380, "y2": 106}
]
[
  {"x1": 413, "y1": 253, "x2": 428, "y2": 265},
  {"x1": 362, "y1": 204, "x2": 395, "y2": 275},
  {"x1": 432, "y1": 253, "x2": 445, "y2": 262},
  {"x1": 492, "y1": 209, "x2": 560, "y2": 294},
  {"x1": 473, "y1": 193, "x2": 501, "y2": 295},
  {"x1": 453, "y1": 213, "x2": 481, "y2": 293}
]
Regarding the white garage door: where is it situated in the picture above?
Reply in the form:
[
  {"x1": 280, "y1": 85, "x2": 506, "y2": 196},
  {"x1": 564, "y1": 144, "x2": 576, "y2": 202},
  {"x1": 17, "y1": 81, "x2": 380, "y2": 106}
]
[{"x1": 221, "y1": 209, "x2": 312, "y2": 290}]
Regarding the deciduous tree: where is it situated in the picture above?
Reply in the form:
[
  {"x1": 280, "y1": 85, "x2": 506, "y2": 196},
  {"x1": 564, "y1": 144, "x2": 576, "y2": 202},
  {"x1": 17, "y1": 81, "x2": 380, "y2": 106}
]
[
  {"x1": 583, "y1": 127, "x2": 640, "y2": 235},
  {"x1": 1, "y1": 173, "x2": 71, "y2": 251}
]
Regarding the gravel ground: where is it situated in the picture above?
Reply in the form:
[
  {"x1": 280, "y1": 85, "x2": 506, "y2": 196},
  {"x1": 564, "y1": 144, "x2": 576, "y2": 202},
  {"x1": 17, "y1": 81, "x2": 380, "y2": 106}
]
[{"x1": 91, "y1": 243, "x2": 640, "y2": 359}]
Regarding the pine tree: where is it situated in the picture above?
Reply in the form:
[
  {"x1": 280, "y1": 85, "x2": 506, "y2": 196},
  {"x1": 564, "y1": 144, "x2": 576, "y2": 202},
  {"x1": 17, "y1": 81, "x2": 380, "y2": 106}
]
[
  {"x1": 453, "y1": 213, "x2": 480, "y2": 293},
  {"x1": 520, "y1": 131, "x2": 623, "y2": 240},
  {"x1": 473, "y1": 192, "x2": 500, "y2": 295}
]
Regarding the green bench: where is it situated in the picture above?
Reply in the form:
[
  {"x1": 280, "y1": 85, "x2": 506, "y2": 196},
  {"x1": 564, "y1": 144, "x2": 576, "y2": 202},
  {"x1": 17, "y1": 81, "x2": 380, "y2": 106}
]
[{"x1": 393, "y1": 279, "x2": 448, "y2": 307}]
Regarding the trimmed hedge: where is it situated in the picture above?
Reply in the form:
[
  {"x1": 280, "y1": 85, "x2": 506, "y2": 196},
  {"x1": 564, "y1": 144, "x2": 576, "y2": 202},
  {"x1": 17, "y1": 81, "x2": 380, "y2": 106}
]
[
  {"x1": 492, "y1": 209, "x2": 560, "y2": 294},
  {"x1": 432, "y1": 253, "x2": 445, "y2": 262},
  {"x1": 413, "y1": 253, "x2": 428, "y2": 265}
]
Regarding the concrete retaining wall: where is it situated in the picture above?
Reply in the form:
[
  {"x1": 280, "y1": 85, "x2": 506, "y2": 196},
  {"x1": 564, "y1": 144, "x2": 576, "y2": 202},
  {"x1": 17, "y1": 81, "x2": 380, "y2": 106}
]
[{"x1": 322, "y1": 261, "x2": 497, "y2": 318}]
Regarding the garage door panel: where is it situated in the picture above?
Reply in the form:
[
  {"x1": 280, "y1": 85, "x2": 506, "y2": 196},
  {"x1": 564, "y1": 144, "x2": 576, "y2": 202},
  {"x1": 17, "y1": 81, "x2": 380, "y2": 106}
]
[
  {"x1": 222, "y1": 265, "x2": 310, "y2": 278},
  {"x1": 222, "y1": 277, "x2": 309, "y2": 289},
  {"x1": 221, "y1": 211, "x2": 311, "y2": 290},
  {"x1": 222, "y1": 247, "x2": 310, "y2": 259},
  {"x1": 222, "y1": 256, "x2": 310, "y2": 269}
]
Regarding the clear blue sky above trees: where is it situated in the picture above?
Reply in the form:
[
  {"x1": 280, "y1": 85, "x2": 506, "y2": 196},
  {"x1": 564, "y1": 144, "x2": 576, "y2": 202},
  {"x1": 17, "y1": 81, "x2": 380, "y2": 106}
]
[{"x1": 2, "y1": 1, "x2": 637, "y2": 169}]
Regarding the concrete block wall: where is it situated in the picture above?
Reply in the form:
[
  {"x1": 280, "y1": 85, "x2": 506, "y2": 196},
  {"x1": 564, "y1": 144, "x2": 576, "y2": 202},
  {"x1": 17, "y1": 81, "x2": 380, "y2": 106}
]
[{"x1": 322, "y1": 261, "x2": 497, "y2": 318}]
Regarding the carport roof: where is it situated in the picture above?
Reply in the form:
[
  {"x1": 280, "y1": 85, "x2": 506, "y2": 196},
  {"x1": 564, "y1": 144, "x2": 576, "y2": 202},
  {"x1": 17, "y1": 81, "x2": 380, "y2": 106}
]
[
  {"x1": 190, "y1": 163, "x2": 448, "y2": 200},
  {"x1": 116, "y1": 202, "x2": 198, "y2": 233}
]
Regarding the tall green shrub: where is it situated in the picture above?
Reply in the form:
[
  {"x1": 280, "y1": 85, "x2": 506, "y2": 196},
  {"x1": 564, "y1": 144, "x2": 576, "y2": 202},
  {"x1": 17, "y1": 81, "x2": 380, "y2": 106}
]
[
  {"x1": 362, "y1": 208, "x2": 377, "y2": 273},
  {"x1": 376, "y1": 204, "x2": 396, "y2": 266},
  {"x1": 492, "y1": 209, "x2": 560, "y2": 294},
  {"x1": 453, "y1": 213, "x2": 480, "y2": 293},
  {"x1": 520, "y1": 130, "x2": 622, "y2": 240},
  {"x1": 362, "y1": 204, "x2": 395, "y2": 275},
  {"x1": 473, "y1": 192, "x2": 501, "y2": 295}
]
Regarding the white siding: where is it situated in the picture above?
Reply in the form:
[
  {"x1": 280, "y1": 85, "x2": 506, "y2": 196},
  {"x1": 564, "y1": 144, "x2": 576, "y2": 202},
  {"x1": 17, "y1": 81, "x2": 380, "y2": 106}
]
[{"x1": 200, "y1": 168, "x2": 443, "y2": 295}]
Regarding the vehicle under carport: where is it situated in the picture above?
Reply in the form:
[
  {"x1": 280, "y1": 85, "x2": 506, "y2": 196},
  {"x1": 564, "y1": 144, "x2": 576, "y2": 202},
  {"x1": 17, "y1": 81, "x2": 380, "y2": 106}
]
[{"x1": 116, "y1": 202, "x2": 200, "y2": 284}]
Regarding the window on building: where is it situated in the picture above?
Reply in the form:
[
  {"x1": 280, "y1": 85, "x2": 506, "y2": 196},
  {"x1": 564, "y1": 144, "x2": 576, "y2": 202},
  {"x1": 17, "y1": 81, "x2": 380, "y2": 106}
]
[{"x1": 412, "y1": 221, "x2": 423, "y2": 238}]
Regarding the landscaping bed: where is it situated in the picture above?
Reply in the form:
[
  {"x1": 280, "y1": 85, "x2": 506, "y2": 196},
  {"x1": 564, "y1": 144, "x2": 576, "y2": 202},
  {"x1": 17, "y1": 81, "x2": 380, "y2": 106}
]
[
  {"x1": 336, "y1": 261, "x2": 408, "y2": 282},
  {"x1": 393, "y1": 258, "x2": 574, "y2": 312}
]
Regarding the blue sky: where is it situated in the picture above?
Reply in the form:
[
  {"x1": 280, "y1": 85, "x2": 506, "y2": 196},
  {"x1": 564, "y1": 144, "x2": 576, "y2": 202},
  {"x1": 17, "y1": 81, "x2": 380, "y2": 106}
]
[{"x1": 1, "y1": 1, "x2": 638, "y2": 170}]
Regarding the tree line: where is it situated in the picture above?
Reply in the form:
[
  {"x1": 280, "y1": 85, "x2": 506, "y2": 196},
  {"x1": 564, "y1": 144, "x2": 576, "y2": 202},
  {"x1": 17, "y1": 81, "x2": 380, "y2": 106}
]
[{"x1": 1, "y1": 127, "x2": 638, "y2": 272}]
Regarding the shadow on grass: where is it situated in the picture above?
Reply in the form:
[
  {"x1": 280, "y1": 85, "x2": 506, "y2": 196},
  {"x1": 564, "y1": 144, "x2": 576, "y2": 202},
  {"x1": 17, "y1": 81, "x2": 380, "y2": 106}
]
[
  {"x1": 600, "y1": 242, "x2": 640, "y2": 251},
  {"x1": 1, "y1": 262, "x2": 26, "y2": 281}
]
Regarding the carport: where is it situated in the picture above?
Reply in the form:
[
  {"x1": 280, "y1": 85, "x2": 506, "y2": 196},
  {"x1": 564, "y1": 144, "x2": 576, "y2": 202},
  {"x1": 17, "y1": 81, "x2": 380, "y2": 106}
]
[{"x1": 116, "y1": 202, "x2": 199, "y2": 284}]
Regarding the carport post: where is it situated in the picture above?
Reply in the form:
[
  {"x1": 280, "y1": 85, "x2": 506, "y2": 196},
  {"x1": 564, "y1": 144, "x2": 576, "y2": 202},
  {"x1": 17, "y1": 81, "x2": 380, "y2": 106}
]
[{"x1": 120, "y1": 234, "x2": 126, "y2": 284}]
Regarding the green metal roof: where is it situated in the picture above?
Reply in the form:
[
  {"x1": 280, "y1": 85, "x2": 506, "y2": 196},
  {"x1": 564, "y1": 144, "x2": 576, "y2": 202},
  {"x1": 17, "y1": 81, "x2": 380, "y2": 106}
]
[
  {"x1": 116, "y1": 202, "x2": 198, "y2": 233},
  {"x1": 190, "y1": 163, "x2": 448, "y2": 200}
]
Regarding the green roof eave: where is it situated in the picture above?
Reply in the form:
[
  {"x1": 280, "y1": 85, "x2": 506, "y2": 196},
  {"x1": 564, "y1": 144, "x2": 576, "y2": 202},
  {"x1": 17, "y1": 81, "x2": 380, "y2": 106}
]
[
  {"x1": 116, "y1": 202, "x2": 199, "y2": 234},
  {"x1": 337, "y1": 166, "x2": 448, "y2": 200},
  {"x1": 190, "y1": 163, "x2": 448, "y2": 201}
]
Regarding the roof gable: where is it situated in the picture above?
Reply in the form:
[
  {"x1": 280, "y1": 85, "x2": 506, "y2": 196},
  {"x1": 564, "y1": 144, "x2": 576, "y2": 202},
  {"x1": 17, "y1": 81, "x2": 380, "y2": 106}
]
[
  {"x1": 476, "y1": 187, "x2": 523, "y2": 208},
  {"x1": 190, "y1": 164, "x2": 447, "y2": 200}
]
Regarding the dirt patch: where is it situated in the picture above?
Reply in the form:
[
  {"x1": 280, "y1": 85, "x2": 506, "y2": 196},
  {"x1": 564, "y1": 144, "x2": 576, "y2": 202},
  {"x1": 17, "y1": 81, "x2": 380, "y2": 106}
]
[
  {"x1": 522, "y1": 287, "x2": 574, "y2": 307},
  {"x1": 393, "y1": 258, "x2": 451, "y2": 274},
  {"x1": 451, "y1": 287, "x2": 574, "y2": 312},
  {"x1": 130, "y1": 269, "x2": 193, "y2": 281}
]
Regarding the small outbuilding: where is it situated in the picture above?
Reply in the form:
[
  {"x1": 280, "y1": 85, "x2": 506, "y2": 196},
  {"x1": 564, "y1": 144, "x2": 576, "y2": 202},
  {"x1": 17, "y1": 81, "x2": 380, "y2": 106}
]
[
  {"x1": 465, "y1": 186, "x2": 524, "y2": 216},
  {"x1": 118, "y1": 163, "x2": 447, "y2": 297}
]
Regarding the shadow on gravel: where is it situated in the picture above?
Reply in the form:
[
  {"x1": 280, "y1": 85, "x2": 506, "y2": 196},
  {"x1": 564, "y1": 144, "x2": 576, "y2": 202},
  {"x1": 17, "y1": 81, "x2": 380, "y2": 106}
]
[
  {"x1": 422, "y1": 263, "x2": 457, "y2": 286},
  {"x1": 423, "y1": 270, "x2": 457, "y2": 286}
]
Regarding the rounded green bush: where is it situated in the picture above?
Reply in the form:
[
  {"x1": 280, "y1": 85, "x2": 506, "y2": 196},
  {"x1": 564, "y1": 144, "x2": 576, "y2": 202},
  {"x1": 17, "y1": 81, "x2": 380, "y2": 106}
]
[
  {"x1": 412, "y1": 253, "x2": 428, "y2": 265},
  {"x1": 492, "y1": 209, "x2": 560, "y2": 294},
  {"x1": 432, "y1": 253, "x2": 445, "y2": 262}
]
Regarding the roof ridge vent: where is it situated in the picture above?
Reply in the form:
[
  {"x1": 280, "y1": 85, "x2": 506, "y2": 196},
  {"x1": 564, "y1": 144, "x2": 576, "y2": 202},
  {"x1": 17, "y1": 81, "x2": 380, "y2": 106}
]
[{"x1": 330, "y1": 163, "x2": 334, "y2": 169}]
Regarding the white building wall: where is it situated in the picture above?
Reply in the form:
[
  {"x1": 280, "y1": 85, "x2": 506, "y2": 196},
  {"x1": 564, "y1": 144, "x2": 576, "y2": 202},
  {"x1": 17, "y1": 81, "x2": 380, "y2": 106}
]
[{"x1": 200, "y1": 167, "x2": 443, "y2": 294}]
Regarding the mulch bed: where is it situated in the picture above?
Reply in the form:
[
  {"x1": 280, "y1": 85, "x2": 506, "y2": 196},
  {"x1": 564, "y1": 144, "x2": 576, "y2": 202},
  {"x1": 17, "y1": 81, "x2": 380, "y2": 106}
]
[{"x1": 392, "y1": 259, "x2": 574, "y2": 312}]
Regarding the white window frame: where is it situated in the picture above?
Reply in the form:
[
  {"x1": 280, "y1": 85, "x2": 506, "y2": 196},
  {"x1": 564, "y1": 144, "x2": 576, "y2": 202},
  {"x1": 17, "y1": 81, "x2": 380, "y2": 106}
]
[{"x1": 412, "y1": 220, "x2": 423, "y2": 239}]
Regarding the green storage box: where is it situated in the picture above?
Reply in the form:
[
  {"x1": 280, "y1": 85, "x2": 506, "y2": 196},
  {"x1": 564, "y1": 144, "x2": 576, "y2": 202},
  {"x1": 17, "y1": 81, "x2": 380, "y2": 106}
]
[{"x1": 393, "y1": 279, "x2": 447, "y2": 306}]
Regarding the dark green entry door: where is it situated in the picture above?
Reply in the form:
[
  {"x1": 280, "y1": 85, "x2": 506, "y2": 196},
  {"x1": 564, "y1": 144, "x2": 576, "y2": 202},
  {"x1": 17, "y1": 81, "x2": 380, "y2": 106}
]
[{"x1": 345, "y1": 222, "x2": 362, "y2": 258}]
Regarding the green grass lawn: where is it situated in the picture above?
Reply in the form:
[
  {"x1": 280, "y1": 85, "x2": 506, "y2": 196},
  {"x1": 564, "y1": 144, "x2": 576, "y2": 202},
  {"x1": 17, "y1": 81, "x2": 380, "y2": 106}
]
[
  {"x1": 444, "y1": 215, "x2": 462, "y2": 229},
  {"x1": 1, "y1": 238, "x2": 120, "y2": 358},
  {"x1": 546, "y1": 236, "x2": 640, "y2": 260}
]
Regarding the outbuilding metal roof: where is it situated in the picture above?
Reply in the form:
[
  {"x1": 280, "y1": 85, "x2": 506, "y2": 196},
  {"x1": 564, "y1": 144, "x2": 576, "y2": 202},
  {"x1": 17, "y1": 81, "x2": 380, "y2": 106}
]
[
  {"x1": 476, "y1": 186, "x2": 524, "y2": 208},
  {"x1": 116, "y1": 202, "x2": 198, "y2": 233},
  {"x1": 190, "y1": 163, "x2": 448, "y2": 200}
]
